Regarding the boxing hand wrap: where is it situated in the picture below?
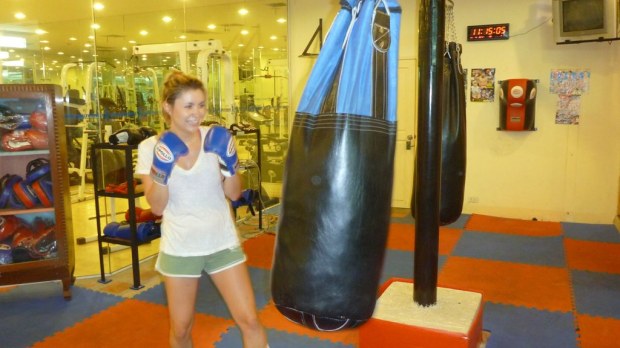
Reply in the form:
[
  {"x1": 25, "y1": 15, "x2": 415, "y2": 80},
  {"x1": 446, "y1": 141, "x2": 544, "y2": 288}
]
[
  {"x1": 150, "y1": 131, "x2": 189, "y2": 185},
  {"x1": 204, "y1": 126, "x2": 239, "y2": 177}
]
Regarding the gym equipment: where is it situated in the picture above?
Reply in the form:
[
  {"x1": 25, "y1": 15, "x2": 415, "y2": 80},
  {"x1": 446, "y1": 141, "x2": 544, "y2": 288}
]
[
  {"x1": 498, "y1": 79, "x2": 538, "y2": 131},
  {"x1": 272, "y1": 0, "x2": 401, "y2": 331},
  {"x1": 103, "y1": 221, "x2": 160, "y2": 243}
]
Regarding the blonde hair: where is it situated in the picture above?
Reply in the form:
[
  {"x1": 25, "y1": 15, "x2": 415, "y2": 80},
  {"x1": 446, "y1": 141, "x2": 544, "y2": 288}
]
[{"x1": 161, "y1": 70, "x2": 205, "y2": 124}]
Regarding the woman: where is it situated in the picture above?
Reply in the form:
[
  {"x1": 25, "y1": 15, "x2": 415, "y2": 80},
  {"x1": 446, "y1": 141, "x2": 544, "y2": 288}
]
[{"x1": 136, "y1": 70, "x2": 268, "y2": 348}]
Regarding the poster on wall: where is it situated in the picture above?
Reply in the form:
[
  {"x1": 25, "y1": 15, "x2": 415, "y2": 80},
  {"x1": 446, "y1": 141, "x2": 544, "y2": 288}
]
[
  {"x1": 549, "y1": 69, "x2": 590, "y2": 125},
  {"x1": 470, "y1": 68, "x2": 495, "y2": 102}
]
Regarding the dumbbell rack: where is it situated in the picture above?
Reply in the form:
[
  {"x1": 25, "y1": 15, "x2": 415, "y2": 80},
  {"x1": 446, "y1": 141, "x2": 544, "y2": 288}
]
[{"x1": 91, "y1": 143, "x2": 158, "y2": 290}]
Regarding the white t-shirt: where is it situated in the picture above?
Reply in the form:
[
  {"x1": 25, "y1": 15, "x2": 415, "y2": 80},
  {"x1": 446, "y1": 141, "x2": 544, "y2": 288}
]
[{"x1": 135, "y1": 126, "x2": 240, "y2": 256}]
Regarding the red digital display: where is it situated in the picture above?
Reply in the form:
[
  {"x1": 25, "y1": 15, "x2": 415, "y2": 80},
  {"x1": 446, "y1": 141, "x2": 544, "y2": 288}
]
[{"x1": 467, "y1": 23, "x2": 510, "y2": 41}]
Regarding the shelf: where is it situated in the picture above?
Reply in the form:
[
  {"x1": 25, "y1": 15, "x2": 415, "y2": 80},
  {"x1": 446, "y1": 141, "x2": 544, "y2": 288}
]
[
  {"x1": 0, "y1": 150, "x2": 50, "y2": 157},
  {"x1": 0, "y1": 207, "x2": 55, "y2": 216},
  {"x1": 100, "y1": 234, "x2": 159, "y2": 247},
  {"x1": 94, "y1": 189, "x2": 145, "y2": 199}
]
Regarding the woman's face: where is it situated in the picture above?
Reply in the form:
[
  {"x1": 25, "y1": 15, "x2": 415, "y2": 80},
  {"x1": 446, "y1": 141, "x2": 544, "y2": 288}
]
[{"x1": 164, "y1": 88, "x2": 206, "y2": 135}]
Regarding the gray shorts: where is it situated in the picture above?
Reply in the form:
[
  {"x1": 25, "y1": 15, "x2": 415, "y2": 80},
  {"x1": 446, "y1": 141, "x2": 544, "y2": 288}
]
[{"x1": 155, "y1": 246, "x2": 246, "y2": 277}]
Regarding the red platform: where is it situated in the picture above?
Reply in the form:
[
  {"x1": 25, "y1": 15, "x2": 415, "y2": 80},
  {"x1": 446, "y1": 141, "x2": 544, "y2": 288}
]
[{"x1": 359, "y1": 278, "x2": 484, "y2": 348}]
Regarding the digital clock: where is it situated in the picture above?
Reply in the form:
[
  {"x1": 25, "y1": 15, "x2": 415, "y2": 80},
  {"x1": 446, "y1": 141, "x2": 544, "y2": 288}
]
[{"x1": 467, "y1": 23, "x2": 510, "y2": 41}]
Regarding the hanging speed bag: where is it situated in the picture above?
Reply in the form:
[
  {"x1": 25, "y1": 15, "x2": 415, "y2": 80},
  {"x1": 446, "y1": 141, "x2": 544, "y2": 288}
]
[
  {"x1": 271, "y1": 0, "x2": 401, "y2": 331},
  {"x1": 410, "y1": 41, "x2": 466, "y2": 226}
]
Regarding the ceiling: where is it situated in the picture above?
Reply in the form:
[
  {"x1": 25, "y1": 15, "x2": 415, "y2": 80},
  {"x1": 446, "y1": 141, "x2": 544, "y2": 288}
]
[{"x1": 0, "y1": 0, "x2": 288, "y2": 71}]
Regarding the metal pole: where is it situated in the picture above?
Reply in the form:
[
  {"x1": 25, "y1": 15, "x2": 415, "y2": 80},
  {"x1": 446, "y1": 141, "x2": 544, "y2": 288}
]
[{"x1": 414, "y1": 0, "x2": 445, "y2": 306}]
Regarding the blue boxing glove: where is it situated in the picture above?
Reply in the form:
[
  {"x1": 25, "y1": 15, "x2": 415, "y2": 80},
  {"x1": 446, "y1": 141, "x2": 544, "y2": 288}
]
[
  {"x1": 203, "y1": 125, "x2": 238, "y2": 177},
  {"x1": 150, "y1": 131, "x2": 188, "y2": 185}
]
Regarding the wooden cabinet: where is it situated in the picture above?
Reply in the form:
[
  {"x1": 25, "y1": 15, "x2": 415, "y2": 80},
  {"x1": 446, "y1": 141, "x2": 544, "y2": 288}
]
[{"x1": 0, "y1": 84, "x2": 75, "y2": 299}]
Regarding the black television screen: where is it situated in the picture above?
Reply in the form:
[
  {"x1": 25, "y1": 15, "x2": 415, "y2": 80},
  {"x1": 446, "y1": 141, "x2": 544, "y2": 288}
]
[{"x1": 562, "y1": 0, "x2": 605, "y2": 32}]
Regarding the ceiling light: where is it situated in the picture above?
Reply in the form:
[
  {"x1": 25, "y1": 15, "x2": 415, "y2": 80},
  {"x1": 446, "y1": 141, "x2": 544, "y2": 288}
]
[
  {"x1": 69, "y1": 37, "x2": 77, "y2": 41},
  {"x1": 270, "y1": 35, "x2": 277, "y2": 40},
  {"x1": 277, "y1": 17, "x2": 287, "y2": 23},
  {"x1": 84, "y1": 43, "x2": 92, "y2": 47},
  {"x1": 179, "y1": 35, "x2": 187, "y2": 39},
  {"x1": 39, "y1": 40, "x2": 49, "y2": 44},
  {"x1": 241, "y1": 29, "x2": 249, "y2": 35},
  {"x1": 238, "y1": 43, "x2": 245, "y2": 47},
  {"x1": 122, "y1": 47, "x2": 127, "y2": 51},
  {"x1": 43, "y1": 46, "x2": 51, "y2": 51},
  {"x1": 14, "y1": 12, "x2": 26, "y2": 20},
  {"x1": 93, "y1": 3, "x2": 104, "y2": 10},
  {"x1": 238, "y1": 8, "x2": 249, "y2": 15},
  {"x1": 88, "y1": 35, "x2": 95, "y2": 40},
  {"x1": 58, "y1": 52, "x2": 64, "y2": 55},
  {"x1": 91, "y1": 23, "x2": 101, "y2": 30},
  {"x1": 128, "y1": 40, "x2": 137, "y2": 44},
  {"x1": 207, "y1": 24, "x2": 216, "y2": 30},
  {"x1": 162, "y1": 16, "x2": 172, "y2": 23},
  {"x1": 35, "y1": 29, "x2": 47, "y2": 35},
  {"x1": 83, "y1": 50, "x2": 89, "y2": 53},
  {"x1": 140, "y1": 30, "x2": 148, "y2": 36},
  {"x1": 0, "y1": 36, "x2": 27, "y2": 48}
]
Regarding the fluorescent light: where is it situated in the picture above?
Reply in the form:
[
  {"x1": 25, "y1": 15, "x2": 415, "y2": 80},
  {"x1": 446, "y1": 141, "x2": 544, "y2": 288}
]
[
  {"x1": 238, "y1": 8, "x2": 249, "y2": 15},
  {"x1": 0, "y1": 51, "x2": 9, "y2": 59},
  {"x1": 3, "y1": 59, "x2": 25, "y2": 67},
  {"x1": 0, "y1": 36, "x2": 27, "y2": 48},
  {"x1": 14, "y1": 12, "x2": 26, "y2": 20}
]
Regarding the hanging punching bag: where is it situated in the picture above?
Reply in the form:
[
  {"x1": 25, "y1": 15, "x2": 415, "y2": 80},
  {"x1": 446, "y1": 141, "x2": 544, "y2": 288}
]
[
  {"x1": 439, "y1": 42, "x2": 466, "y2": 225},
  {"x1": 271, "y1": 0, "x2": 401, "y2": 331},
  {"x1": 410, "y1": 41, "x2": 466, "y2": 226}
]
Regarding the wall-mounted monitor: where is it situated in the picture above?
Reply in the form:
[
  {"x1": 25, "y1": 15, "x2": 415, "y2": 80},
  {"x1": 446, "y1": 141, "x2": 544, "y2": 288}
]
[{"x1": 552, "y1": 0, "x2": 619, "y2": 43}]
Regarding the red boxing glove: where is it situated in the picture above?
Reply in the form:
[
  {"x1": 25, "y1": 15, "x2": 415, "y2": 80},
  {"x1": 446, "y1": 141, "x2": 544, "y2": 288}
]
[
  {"x1": 25, "y1": 129, "x2": 49, "y2": 149},
  {"x1": 29, "y1": 110, "x2": 48, "y2": 131},
  {"x1": 0, "y1": 215, "x2": 21, "y2": 241},
  {"x1": 2, "y1": 130, "x2": 34, "y2": 152}
]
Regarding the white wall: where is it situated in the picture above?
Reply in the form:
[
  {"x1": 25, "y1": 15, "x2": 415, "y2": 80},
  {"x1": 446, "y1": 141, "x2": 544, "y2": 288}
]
[{"x1": 289, "y1": 0, "x2": 620, "y2": 224}]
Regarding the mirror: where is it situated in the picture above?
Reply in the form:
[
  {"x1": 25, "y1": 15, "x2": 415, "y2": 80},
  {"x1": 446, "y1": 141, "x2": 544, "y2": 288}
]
[{"x1": 1, "y1": 0, "x2": 289, "y2": 276}]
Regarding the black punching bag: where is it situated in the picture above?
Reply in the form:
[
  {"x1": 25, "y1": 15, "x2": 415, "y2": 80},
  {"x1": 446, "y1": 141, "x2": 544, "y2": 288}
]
[
  {"x1": 439, "y1": 42, "x2": 466, "y2": 224},
  {"x1": 271, "y1": 0, "x2": 402, "y2": 331},
  {"x1": 410, "y1": 41, "x2": 466, "y2": 226}
]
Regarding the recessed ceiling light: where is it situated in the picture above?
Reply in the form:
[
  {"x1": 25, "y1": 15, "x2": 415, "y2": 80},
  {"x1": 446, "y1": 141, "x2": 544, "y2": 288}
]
[
  {"x1": 207, "y1": 24, "x2": 216, "y2": 30},
  {"x1": 270, "y1": 35, "x2": 277, "y2": 40},
  {"x1": 39, "y1": 40, "x2": 49, "y2": 44},
  {"x1": 69, "y1": 37, "x2": 77, "y2": 41},
  {"x1": 238, "y1": 43, "x2": 245, "y2": 47},
  {"x1": 241, "y1": 29, "x2": 249, "y2": 35},
  {"x1": 128, "y1": 40, "x2": 136, "y2": 44},
  {"x1": 58, "y1": 52, "x2": 64, "y2": 55},
  {"x1": 35, "y1": 29, "x2": 47, "y2": 35},
  {"x1": 238, "y1": 8, "x2": 249, "y2": 15},
  {"x1": 122, "y1": 47, "x2": 127, "y2": 51},
  {"x1": 162, "y1": 16, "x2": 172, "y2": 23},
  {"x1": 179, "y1": 35, "x2": 187, "y2": 39},
  {"x1": 140, "y1": 30, "x2": 148, "y2": 36},
  {"x1": 43, "y1": 46, "x2": 51, "y2": 51},
  {"x1": 91, "y1": 23, "x2": 100, "y2": 30},
  {"x1": 93, "y1": 3, "x2": 104, "y2": 10},
  {"x1": 14, "y1": 12, "x2": 26, "y2": 20},
  {"x1": 277, "y1": 17, "x2": 287, "y2": 23}
]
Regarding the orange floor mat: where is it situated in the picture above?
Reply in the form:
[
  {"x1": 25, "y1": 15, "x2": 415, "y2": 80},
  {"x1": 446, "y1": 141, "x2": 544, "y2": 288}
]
[
  {"x1": 386, "y1": 223, "x2": 462, "y2": 255},
  {"x1": 465, "y1": 214, "x2": 563, "y2": 236},
  {"x1": 32, "y1": 299, "x2": 234, "y2": 348},
  {"x1": 564, "y1": 239, "x2": 620, "y2": 274},
  {"x1": 577, "y1": 314, "x2": 620, "y2": 348},
  {"x1": 439, "y1": 256, "x2": 572, "y2": 312},
  {"x1": 258, "y1": 302, "x2": 360, "y2": 346},
  {"x1": 243, "y1": 233, "x2": 276, "y2": 270}
]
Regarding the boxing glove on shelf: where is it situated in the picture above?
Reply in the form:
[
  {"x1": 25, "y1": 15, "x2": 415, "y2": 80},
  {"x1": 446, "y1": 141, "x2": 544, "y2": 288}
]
[
  {"x1": 204, "y1": 126, "x2": 239, "y2": 177},
  {"x1": 150, "y1": 131, "x2": 188, "y2": 185}
]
